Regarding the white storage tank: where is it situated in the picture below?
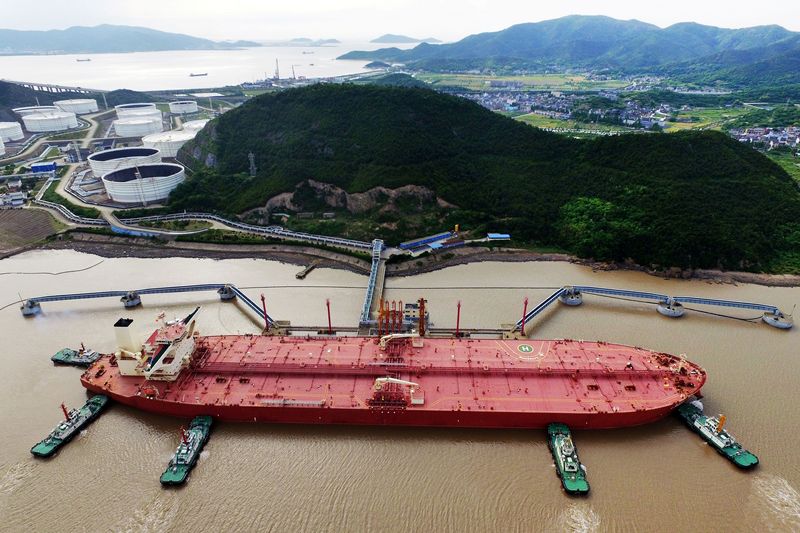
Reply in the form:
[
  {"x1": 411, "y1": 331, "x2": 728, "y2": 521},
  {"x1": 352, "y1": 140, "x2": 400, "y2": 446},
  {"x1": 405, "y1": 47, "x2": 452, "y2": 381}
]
[
  {"x1": 0, "y1": 138, "x2": 5, "y2": 157},
  {"x1": 115, "y1": 103, "x2": 158, "y2": 119},
  {"x1": 113, "y1": 117, "x2": 164, "y2": 137},
  {"x1": 22, "y1": 111, "x2": 79, "y2": 132},
  {"x1": 55, "y1": 99, "x2": 99, "y2": 114},
  {"x1": 13, "y1": 106, "x2": 59, "y2": 116},
  {"x1": 0, "y1": 122, "x2": 24, "y2": 141},
  {"x1": 169, "y1": 100, "x2": 198, "y2": 114},
  {"x1": 142, "y1": 130, "x2": 194, "y2": 158},
  {"x1": 87, "y1": 147, "x2": 161, "y2": 176},
  {"x1": 181, "y1": 119, "x2": 210, "y2": 133},
  {"x1": 102, "y1": 163, "x2": 185, "y2": 204}
]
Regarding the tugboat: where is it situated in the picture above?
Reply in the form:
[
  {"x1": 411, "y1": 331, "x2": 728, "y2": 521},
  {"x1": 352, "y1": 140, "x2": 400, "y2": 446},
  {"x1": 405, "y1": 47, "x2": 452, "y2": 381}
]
[
  {"x1": 160, "y1": 415, "x2": 213, "y2": 486},
  {"x1": 30, "y1": 395, "x2": 109, "y2": 458},
  {"x1": 676, "y1": 400, "x2": 759, "y2": 469},
  {"x1": 51, "y1": 344, "x2": 101, "y2": 367},
  {"x1": 547, "y1": 423, "x2": 589, "y2": 495}
]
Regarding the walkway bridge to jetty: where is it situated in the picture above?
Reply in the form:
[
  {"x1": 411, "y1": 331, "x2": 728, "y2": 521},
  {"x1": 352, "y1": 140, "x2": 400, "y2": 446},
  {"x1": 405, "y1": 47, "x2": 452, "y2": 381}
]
[
  {"x1": 515, "y1": 286, "x2": 793, "y2": 330},
  {"x1": 20, "y1": 284, "x2": 275, "y2": 327}
]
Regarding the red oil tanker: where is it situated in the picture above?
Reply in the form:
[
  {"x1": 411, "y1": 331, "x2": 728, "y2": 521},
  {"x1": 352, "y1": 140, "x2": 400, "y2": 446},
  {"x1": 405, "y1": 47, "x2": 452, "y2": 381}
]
[{"x1": 81, "y1": 309, "x2": 706, "y2": 429}]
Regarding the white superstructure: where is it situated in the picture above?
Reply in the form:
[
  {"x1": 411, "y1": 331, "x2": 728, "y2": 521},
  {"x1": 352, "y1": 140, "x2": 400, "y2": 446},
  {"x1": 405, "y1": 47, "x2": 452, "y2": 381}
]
[
  {"x1": 181, "y1": 119, "x2": 210, "y2": 133},
  {"x1": 0, "y1": 122, "x2": 24, "y2": 141},
  {"x1": 169, "y1": 101, "x2": 198, "y2": 114},
  {"x1": 115, "y1": 103, "x2": 159, "y2": 119},
  {"x1": 87, "y1": 147, "x2": 162, "y2": 176},
  {"x1": 54, "y1": 99, "x2": 99, "y2": 114},
  {"x1": 102, "y1": 163, "x2": 186, "y2": 204},
  {"x1": 21, "y1": 111, "x2": 79, "y2": 132},
  {"x1": 141, "y1": 130, "x2": 194, "y2": 158},
  {"x1": 113, "y1": 117, "x2": 164, "y2": 137}
]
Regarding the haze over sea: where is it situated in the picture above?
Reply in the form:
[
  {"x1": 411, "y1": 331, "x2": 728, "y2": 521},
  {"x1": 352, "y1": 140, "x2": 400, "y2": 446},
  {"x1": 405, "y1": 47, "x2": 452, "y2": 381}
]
[{"x1": 0, "y1": 42, "x2": 413, "y2": 91}]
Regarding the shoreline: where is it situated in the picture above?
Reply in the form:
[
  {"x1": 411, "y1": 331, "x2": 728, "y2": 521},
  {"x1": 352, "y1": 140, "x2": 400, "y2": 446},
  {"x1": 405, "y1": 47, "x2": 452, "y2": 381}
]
[{"x1": 7, "y1": 232, "x2": 800, "y2": 287}]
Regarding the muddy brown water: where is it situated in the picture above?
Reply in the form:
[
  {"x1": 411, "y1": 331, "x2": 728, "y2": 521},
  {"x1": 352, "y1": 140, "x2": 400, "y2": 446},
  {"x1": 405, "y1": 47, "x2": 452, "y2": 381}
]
[{"x1": 0, "y1": 250, "x2": 798, "y2": 532}]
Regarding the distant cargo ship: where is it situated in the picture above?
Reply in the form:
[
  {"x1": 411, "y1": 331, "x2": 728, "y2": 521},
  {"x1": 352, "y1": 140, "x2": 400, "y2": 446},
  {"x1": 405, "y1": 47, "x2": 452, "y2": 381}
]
[
  {"x1": 81, "y1": 309, "x2": 707, "y2": 429},
  {"x1": 76, "y1": 58, "x2": 91, "y2": 62},
  {"x1": 189, "y1": 73, "x2": 208, "y2": 77}
]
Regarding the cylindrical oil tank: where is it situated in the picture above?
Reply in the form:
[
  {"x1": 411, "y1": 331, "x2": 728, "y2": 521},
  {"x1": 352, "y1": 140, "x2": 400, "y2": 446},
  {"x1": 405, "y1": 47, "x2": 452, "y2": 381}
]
[
  {"x1": 87, "y1": 147, "x2": 161, "y2": 176},
  {"x1": 169, "y1": 101, "x2": 198, "y2": 114},
  {"x1": 115, "y1": 103, "x2": 158, "y2": 119},
  {"x1": 113, "y1": 117, "x2": 164, "y2": 137},
  {"x1": 141, "y1": 130, "x2": 194, "y2": 158},
  {"x1": 102, "y1": 163, "x2": 186, "y2": 204},
  {"x1": 181, "y1": 119, "x2": 210, "y2": 133},
  {"x1": 54, "y1": 99, "x2": 99, "y2": 114},
  {"x1": 13, "y1": 106, "x2": 59, "y2": 116},
  {"x1": 0, "y1": 138, "x2": 5, "y2": 157},
  {"x1": 0, "y1": 122, "x2": 25, "y2": 141},
  {"x1": 21, "y1": 111, "x2": 79, "y2": 132}
]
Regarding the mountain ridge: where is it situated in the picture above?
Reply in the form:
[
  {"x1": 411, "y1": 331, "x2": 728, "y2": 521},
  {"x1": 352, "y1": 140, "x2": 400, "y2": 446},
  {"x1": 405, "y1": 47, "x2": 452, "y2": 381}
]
[{"x1": 0, "y1": 24, "x2": 261, "y2": 55}]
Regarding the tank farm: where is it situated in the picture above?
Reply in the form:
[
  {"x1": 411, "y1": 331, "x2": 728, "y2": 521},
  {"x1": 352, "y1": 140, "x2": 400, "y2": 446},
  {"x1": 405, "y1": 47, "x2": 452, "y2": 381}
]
[{"x1": 23, "y1": 236, "x2": 791, "y2": 489}]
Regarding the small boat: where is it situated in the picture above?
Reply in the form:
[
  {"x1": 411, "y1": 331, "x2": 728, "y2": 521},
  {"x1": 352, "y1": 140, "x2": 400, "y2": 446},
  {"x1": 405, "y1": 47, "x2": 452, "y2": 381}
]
[
  {"x1": 160, "y1": 415, "x2": 213, "y2": 486},
  {"x1": 51, "y1": 344, "x2": 101, "y2": 367},
  {"x1": 547, "y1": 423, "x2": 590, "y2": 495},
  {"x1": 76, "y1": 58, "x2": 91, "y2": 62},
  {"x1": 676, "y1": 400, "x2": 759, "y2": 469},
  {"x1": 302, "y1": 51, "x2": 314, "y2": 55},
  {"x1": 30, "y1": 396, "x2": 109, "y2": 458},
  {"x1": 189, "y1": 73, "x2": 208, "y2": 77}
]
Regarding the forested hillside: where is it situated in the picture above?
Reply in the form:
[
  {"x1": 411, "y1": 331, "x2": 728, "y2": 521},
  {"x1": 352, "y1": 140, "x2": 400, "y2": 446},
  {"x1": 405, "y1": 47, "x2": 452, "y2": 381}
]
[{"x1": 175, "y1": 84, "x2": 800, "y2": 272}]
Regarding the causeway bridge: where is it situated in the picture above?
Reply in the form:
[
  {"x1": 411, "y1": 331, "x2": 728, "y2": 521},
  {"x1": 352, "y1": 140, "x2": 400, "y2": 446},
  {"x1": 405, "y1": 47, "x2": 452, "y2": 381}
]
[{"x1": 515, "y1": 286, "x2": 793, "y2": 330}]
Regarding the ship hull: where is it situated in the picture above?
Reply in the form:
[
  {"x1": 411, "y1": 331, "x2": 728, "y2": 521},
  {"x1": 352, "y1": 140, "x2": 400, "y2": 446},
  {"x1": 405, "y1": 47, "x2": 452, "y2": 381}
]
[
  {"x1": 82, "y1": 334, "x2": 706, "y2": 430},
  {"x1": 85, "y1": 381, "x2": 677, "y2": 429}
]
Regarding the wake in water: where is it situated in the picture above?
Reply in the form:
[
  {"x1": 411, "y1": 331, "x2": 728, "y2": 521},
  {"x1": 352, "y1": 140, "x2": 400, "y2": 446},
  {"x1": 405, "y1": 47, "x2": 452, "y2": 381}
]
[
  {"x1": 751, "y1": 474, "x2": 800, "y2": 531},
  {"x1": 551, "y1": 503, "x2": 601, "y2": 533},
  {"x1": 116, "y1": 494, "x2": 181, "y2": 533},
  {"x1": 0, "y1": 462, "x2": 36, "y2": 495}
]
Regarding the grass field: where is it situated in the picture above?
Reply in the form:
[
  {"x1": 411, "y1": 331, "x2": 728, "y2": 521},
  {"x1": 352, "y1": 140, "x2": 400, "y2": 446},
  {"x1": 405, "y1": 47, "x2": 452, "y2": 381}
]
[
  {"x1": 41, "y1": 186, "x2": 102, "y2": 219},
  {"x1": 0, "y1": 209, "x2": 63, "y2": 253},
  {"x1": 663, "y1": 107, "x2": 751, "y2": 132},
  {"x1": 416, "y1": 73, "x2": 628, "y2": 91},
  {"x1": 766, "y1": 150, "x2": 800, "y2": 182}
]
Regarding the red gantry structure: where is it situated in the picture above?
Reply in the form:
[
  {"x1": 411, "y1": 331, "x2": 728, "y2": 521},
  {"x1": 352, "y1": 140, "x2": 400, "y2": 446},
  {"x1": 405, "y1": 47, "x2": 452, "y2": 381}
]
[{"x1": 81, "y1": 308, "x2": 706, "y2": 429}]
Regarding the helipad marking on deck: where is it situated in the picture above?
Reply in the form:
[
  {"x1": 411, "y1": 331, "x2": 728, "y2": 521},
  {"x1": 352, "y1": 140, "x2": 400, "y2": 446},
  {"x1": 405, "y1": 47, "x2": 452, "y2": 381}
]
[{"x1": 518, "y1": 344, "x2": 534, "y2": 353}]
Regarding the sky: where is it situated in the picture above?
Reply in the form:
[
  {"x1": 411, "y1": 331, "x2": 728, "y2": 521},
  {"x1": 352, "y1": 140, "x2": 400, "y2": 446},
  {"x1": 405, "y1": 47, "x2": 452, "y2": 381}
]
[{"x1": 1, "y1": 0, "x2": 798, "y2": 42}]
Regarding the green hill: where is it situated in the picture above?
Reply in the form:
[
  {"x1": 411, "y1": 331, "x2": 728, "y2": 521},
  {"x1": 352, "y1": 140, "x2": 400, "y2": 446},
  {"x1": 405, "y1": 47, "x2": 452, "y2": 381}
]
[
  {"x1": 340, "y1": 16, "x2": 799, "y2": 82},
  {"x1": 174, "y1": 84, "x2": 800, "y2": 272},
  {"x1": 0, "y1": 25, "x2": 260, "y2": 55}
]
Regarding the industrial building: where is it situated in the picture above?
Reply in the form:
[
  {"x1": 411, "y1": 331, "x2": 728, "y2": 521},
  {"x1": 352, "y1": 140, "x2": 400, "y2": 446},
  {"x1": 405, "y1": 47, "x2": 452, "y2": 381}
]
[
  {"x1": 141, "y1": 130, "x2": 194, "y2": 157},
  {"x1": 21, "y1": 111, "x2": 79, "y2": 132},
  {"x1": 87, "y1": 147, "x2": 161, "y2": 176},
  {"x1": 54, "y1": 99, "x2": 99, "y2": 114},
  {"x1": 113, "y1": 117, "x2": 163, "y2": 137},
  {"x1": 169, "y1": 101, "x2": 198, "y2": 114},
  {"x1": 115, "y1": 103, "x2": 159, "y2": 119},
  {"x1": 0, "y1": 122, "x2": 25, "y2": 141},
  {"x1": 101, "y1": 163, "x2": 185, "y2": 204}
]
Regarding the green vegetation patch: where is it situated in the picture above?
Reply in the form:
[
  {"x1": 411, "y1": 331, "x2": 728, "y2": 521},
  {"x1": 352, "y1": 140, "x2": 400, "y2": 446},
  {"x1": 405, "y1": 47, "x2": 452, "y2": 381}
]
[{"x1": 42, "y1": 186, "x2": 102, "y2": 219}]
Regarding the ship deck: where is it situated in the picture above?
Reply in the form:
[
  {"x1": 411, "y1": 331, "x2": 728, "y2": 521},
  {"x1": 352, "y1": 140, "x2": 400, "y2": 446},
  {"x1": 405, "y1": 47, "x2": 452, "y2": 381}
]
[{"x1": 82, "y1": 336, "x2": 706, "y2": 428}]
